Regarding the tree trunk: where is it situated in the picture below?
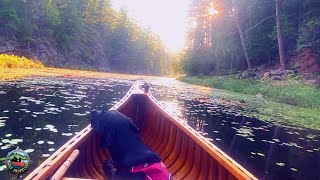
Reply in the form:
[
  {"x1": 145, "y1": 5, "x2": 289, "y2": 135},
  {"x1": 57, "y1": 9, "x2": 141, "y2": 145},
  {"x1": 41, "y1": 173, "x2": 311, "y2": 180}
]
[
  {"x1": 276, "y1": 0, "x2": 286, "y2": 70},
  {"x1": 235, "y1": 10, "x2": 252, "y2": 70}
]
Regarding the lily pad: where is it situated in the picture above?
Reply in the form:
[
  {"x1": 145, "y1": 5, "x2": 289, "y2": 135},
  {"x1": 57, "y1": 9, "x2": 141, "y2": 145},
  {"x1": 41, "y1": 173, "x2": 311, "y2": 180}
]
[
  {"x1": 291, "y1": 168, "x2": 298, "y2": 172},
  {"x1": 306, "y1": 134, "x2": 316, "y2": 139},
  {"x1": 2, "y1": 139, "x2": 10, "y2": 143},
  {"x1": 5, "y1": 134, "x2": 12, "y2": 137},
  {"x1": 0, "y1": 145, "x2": 10, "y2": 150},
  {"x1": 0, "y1": 165, "x2": 7, "y2": 171},
  {"x1": 42, "y1": 154, "x2": 50, "y2": 158},
  {"x1": 273, "y1": 139, "x2": 280, "y2": 142},
  {"x1": 24, "y1": 149, "x2": 35, "y2": 153},
  {"x1": 276, "y1": 162, "x2": 285, "y2": 167},
  {"x1": 11, "y1": 139, "x2": 23, "y2": 143},
  {"x1": 62, "y1": 133, "x2": 73, "y2": 136}
]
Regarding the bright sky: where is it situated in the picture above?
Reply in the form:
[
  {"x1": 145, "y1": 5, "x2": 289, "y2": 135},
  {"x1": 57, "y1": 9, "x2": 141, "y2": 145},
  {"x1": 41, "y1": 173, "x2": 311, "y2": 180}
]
[{"x1": 111, "y1": 0, "x2": 190, "y2": 52}]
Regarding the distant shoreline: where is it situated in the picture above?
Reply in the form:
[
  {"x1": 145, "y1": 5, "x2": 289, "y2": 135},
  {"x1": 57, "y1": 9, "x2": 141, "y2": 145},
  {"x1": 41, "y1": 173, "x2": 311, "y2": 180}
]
[{"x1": 0, "y1": 67, "x2": 169, "y2": 81}]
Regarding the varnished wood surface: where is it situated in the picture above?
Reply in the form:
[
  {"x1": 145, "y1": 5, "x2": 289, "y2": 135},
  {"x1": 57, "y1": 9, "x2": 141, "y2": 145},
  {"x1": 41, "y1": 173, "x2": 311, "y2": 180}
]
[{"x1": 25, "y1": 82, "x2": 257, "y2": 180}]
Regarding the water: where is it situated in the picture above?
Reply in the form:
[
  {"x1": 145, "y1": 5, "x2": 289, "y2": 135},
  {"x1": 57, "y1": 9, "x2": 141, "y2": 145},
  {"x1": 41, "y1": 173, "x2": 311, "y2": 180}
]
[
  {"x1": 155, "y1": 98, "x2": 320, "y2": 180},
  {"x1": 0, "y1": 77, "x2": 319, "y2": 180},
  {"x1": 0, "y1": 77, "x2": 132, "y2": 179}
]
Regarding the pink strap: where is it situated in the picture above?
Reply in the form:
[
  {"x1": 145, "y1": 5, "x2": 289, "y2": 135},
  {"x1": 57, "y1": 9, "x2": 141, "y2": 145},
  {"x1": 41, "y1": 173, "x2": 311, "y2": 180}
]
[{"x1": 131, "y1": 162, "x2": 171, "y2": 180}]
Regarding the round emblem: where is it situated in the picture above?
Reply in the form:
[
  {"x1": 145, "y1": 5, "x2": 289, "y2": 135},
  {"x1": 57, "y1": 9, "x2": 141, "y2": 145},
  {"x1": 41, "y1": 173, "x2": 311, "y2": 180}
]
[{"x1": 5, "y1": 147, "x2": 30, "y2": 176}]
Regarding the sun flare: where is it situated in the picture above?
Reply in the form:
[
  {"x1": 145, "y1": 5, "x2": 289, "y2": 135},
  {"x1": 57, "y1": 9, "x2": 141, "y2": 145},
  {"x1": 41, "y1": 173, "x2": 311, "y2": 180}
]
[
  {"x1": 111, "y1": 0, "x2": 189, "y2": 52},
  {"x1": 209, "y1": 7, "x2": 219, "y2": 16}
]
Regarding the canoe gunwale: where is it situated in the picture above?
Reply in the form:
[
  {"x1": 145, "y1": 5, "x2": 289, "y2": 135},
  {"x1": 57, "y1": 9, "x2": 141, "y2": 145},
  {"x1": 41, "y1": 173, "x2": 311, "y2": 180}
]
[
  {"x1": 25, "y1": 81, "x2": 258, "y2": 180},
  {"x1": 25, "y1": 82, "x2": 138, "y2": 180},
  {"x1": 146, "y1": 92, "x2": 258, "y2": 180}
]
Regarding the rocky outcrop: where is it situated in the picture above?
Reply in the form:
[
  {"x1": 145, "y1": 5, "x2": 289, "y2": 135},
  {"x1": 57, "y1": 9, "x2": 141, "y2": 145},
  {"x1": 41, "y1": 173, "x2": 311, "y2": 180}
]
[
  {"x1": 234, "y1": 66, "x2": 297, "y2": 81},
  {"x1": 262, "y1": 69, "x2": 295, "y2": 81},
  {"x1": 0, "y1": 42, "x2": 15, "y2": 53},
  {"x1": 235, "y1": 69, "x2": 261, "y2": 79}
]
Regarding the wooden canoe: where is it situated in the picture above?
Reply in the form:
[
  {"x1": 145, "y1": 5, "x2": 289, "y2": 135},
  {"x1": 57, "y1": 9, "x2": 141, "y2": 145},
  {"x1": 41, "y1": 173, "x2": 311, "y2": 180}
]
[{"x1": 25, "y1": 81, "x2": 257, "y2": 180}]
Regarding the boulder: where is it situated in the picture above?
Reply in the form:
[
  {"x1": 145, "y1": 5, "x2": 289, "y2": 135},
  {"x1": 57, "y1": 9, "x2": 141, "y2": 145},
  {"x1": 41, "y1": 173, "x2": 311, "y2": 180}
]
[
  {"x1": 284, "y1": 70, "x2": 295, "y2": 76},
  {"x1": 0, "y1": 42, "x2": 15, "y2": 53},
  {"x1": 271, "y1": 76, "x2": 283, "y2": 81},
  {"x1": 256, "y1": 93, "x2": 264, "y2": 100},
  {"x1": 307, "y1": 80, "x2": 317, "y2": 85},
  {"x1": 262, "y1": 72, "x2": 271, "y2": 79},
  {"x1": 5, "y1": 42, "x2": 14, "y2": 52},
  {"x1": 270, "y1": 70, "x2": 283, "y2": 76},
  {"x1": 0, "y1": 46, "x2": 6, "y2": 53},
  {"x1": 235, "y1": 73, "x2": 242, "y2": 79}
]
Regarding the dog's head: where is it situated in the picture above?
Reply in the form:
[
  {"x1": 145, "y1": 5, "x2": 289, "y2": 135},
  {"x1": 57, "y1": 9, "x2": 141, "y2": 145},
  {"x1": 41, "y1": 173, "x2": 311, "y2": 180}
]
[{"x1": 91, "y1": 110, "x2": 140, "y2": 148}]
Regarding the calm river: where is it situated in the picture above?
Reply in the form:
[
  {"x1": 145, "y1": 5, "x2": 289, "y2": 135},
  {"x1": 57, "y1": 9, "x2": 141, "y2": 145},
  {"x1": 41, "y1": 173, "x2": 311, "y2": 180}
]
[{"x1": 0, "y1": 77, "x2": 319, "y2": 180}]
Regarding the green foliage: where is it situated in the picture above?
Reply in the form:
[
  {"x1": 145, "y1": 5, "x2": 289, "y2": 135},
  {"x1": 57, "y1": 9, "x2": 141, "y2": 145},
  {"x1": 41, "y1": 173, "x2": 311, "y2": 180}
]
[
  {"x1": 181, "y1": 76, "x2": 320, "y2": 109},
  {"x1": 44, "y1": 0, "x2": 61, "y2": 26},
  {"x1": 0, "y1": 0, "x2": 169, "y2": 75},
  {"x1": 306, "y1": 18, "x2": 320, "y2": 31},
  {"x1": 0, "y1": 0, "x2": 21, "y2": 31},
  {"x1": 182, "y1": 0, "x2": 320, "y2": 76},
  {"x1": 0, "y1": 54, "x2": 44, "y2": 69},
  {"x1": 171, "y1": 53, "x2": 184, "y2": 76}
]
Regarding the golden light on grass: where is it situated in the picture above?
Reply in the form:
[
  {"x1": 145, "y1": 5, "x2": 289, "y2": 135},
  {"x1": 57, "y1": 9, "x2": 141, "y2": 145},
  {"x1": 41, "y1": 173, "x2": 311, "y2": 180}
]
[{"x1": 0, "y1": 54, "x2": 43, "y2": 69}]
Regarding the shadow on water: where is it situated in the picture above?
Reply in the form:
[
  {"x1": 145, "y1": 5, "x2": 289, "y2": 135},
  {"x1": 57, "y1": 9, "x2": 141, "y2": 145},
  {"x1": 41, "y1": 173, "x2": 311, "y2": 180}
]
[
  {"x1": 0, "y1": 77, "x2": 133, "y2": 179},
  {"x1": 0, "y1": 77, "x2": 319, "y2": 180}
]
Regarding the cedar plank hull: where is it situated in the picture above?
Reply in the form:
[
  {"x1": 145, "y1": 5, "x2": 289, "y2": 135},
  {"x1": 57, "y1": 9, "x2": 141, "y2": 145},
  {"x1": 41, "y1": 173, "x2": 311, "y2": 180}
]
[{"x1": 25, "y1": 82, "x2": 257, "y2": 180}]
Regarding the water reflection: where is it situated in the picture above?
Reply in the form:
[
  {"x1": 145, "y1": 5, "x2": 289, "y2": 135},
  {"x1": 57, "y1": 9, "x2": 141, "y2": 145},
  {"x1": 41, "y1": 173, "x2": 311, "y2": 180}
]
[
  {"x1": 0, "y1": 77, "x2": 132, "y2": 179},
  {"x1": 152, "y1": 89, "x2": 320, "y2": 180}
]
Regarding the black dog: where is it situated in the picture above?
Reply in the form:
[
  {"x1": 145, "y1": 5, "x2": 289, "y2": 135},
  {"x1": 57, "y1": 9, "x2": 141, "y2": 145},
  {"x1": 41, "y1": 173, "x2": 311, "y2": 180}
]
[{"x1": 91, "y1": 110, "x2": 162, "y2": 179}]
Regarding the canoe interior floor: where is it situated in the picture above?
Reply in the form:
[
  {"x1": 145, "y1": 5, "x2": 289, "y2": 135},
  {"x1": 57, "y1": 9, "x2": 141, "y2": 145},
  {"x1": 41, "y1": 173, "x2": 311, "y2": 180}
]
[{"x1": 63, "y1": 94, "x2": 240, "y2": 180}]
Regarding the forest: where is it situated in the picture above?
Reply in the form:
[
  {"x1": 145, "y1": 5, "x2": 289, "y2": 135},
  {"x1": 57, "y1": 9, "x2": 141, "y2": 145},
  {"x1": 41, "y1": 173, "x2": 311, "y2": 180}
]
[
  {"x1": 0, "y1": 0, "x2": 319, "y2": 78},
  {"x1": 174, "y1": 0, "x2": 320, "y2": 77},
  {"x1": 0, "y1": 0, "x2": 169, "y2": 75}
]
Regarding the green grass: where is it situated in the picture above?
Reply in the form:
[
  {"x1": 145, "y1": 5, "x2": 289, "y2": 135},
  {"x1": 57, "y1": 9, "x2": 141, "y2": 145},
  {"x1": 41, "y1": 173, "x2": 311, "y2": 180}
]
[
  {"x1": 207, "y1": 88, "x2": 320, "y2": 130},
  {"x1": 181, "y1": 76, "x2": 320, "y2": 109}
]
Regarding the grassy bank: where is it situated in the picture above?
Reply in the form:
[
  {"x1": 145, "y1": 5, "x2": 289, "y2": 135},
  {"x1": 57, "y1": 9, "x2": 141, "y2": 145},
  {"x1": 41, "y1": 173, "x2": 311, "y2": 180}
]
[
  {"x1": 181, "y1": 76, "x2": 320, "y2": 109},
  {"x1": 0, "y1": 54, "x2": 43, "y2": 69},
  {"x1": 180, "y1": 76, "x2": 320, "y2": 130},
  {"x1": 0, "y1": 54, "x2": 44, "y2": 80},
  {"x1": 208, "y1": 88, "x2": 320, "y2": 130}
]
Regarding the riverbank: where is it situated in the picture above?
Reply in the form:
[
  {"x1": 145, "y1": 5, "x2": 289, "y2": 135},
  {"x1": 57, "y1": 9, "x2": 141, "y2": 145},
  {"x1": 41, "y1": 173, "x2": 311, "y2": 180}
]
[
  {"x1": 180, "y1": 76, "x2": 320, "y2": 130},
  {"x1": 0, "y1": 54, "x2": 165, "y2": 81},
  {"x1": 0, "y1": 67, "x2": 170, "y2": 81},
  {"x1": 2, "y1": 61, "x2": 320, "y2": 130},
  {"x1": 181, "y1": 76, "x2": 320, "y2": 109}
]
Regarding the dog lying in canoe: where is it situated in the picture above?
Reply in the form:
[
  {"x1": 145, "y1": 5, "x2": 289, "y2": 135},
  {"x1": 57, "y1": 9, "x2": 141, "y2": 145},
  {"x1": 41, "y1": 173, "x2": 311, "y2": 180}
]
[{"x1": 91, "y1": 110, "x2": 171, "y2": 180}]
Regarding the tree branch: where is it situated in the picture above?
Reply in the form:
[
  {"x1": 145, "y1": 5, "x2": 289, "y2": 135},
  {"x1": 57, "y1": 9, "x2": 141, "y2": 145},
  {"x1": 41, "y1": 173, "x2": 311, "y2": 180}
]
[
  {"x1": 229, "y1": 15, "x2": 275, "y2": 36},
  {"x1": 244, "y1": 15, "x2": 275, "y2": 34}
]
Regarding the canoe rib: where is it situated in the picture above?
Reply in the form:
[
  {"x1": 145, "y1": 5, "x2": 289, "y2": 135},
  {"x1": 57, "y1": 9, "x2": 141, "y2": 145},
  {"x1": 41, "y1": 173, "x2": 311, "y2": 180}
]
[{"x1": 25, "y1": 82, "x2": 257, "y2": 180}]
